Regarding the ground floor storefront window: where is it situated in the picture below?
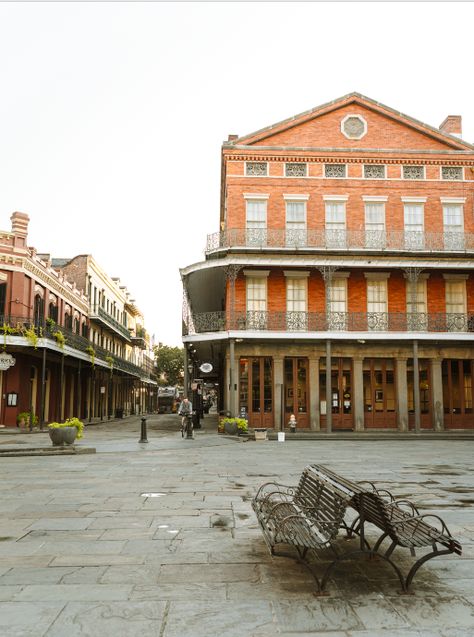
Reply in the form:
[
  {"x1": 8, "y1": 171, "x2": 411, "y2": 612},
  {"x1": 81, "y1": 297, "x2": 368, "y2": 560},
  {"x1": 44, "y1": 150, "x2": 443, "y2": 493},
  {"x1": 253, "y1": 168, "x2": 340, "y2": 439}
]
[
  {"x1": 408, "y1": 360, "x2": 431, "y2": 429},
  {"x1": 239, "y1": 357, "x2": 273, "y2": 427}
]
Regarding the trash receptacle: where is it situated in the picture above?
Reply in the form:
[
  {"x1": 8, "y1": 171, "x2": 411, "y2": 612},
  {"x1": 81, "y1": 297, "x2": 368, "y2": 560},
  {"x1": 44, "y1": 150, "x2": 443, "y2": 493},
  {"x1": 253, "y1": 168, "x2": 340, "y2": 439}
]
[{"x1": 115, "y1": 408, "x2": 124, "y2": 419}]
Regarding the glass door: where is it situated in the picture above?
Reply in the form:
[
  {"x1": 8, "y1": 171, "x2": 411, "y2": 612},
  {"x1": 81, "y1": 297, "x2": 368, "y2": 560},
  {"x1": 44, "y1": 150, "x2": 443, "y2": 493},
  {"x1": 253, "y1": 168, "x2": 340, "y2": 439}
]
[
  {"x1": 284, "y1": 358, "x2": 309, "y2": 428},
  {"x1": 320, "y1": 358, "x2": 353, "y2": 430},
  {"x1": 363, "y1": 359, "x2": 396, "y2": 428},
  {"x1": 239, "y1": 357, "x2": 273, "y2": 427},
  {"x1": 443, "y1": 360, "x2": 474, "y2": 429}
]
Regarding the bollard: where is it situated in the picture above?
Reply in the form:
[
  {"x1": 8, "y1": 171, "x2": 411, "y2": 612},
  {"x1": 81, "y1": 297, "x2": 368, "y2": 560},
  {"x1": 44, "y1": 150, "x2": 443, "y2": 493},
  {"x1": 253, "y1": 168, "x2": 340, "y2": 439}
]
[{"x1": 139, "y1": 416, "x2": 148, "y2": 443}]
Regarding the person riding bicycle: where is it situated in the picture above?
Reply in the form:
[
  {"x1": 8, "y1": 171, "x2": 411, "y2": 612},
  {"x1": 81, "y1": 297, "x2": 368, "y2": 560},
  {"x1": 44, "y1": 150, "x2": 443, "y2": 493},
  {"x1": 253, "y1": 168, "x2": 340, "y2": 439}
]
[{"x1": 178, "y1": 397, "x2": 193, "y2": 433}]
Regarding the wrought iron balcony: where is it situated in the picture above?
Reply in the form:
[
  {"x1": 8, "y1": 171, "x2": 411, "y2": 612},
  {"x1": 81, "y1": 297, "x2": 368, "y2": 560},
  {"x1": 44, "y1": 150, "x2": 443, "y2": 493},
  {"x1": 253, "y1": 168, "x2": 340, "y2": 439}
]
[
  {"x1": 206, "y1": 228, "x2": 473, "y2": 254},
  {"x1": 184, "y1": 310, "x2": 474, "y2": 336},
  {"x1": 0, "y1": 315, "x2": 152, "y2": 380},
  {"x1": 89, "y1": 305, "x2": 131, "y2": 341}
]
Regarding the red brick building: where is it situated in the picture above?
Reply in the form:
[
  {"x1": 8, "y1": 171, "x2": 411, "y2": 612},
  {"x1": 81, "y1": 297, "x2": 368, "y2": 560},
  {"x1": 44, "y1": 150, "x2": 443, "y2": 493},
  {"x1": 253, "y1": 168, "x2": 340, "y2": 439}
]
[
  {"x1": 182, "y1": 93, "x2": 474, "y2": 432},
  {"x1": 0, "y1": 212, "x2": 157, "y2": 428}
]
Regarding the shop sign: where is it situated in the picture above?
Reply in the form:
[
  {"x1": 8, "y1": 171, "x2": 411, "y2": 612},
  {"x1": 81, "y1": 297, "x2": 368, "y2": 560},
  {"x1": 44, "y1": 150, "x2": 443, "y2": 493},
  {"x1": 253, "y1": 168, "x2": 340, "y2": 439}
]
[
  {"x1": 199, "y1": 363, "x2": 213, "y2": 373},
  {"x1": 0, "y1": 352, "x2": 16, "y2": 371}
]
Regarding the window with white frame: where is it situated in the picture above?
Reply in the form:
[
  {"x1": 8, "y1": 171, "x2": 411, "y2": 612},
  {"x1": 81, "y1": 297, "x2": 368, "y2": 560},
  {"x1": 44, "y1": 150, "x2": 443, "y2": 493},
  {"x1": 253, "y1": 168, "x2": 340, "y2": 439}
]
[
  {"x1": 367, "y1": 279, "x2": 388, "y2": 330},
  {"x1": 445, "y1": 278, "x2": 467, "y2": 332},
  {"x1": 403, "y1": 201, "x2": 425, "y2": 249},
  {"x1": 286, "y1": 274, "x2": 308, "y2": 330},
  {"x1": 364, "y1": 201, "x2": 386, "y2": 247},
  {"x1": 326, "y1": 277, "x2": 348, "y2": 331},
  {"x1": 406, "y1": 278, "x2": 428, "y2": 330},
  {"x1": 325, "y1": 199, "x2": 346, "y2": 247},
  {"x1": 246, "y1": 200, "x2": 267, "y2": 229},
  {"x1": 245, "y1": 274, "x2": 268, "y2": 329},
  {"x1": 443, "y1": 202, "x2": 464, "y2": 250},
  {"x1": 245, "y1": 198, "x2": 267, "y2": 245},
  {"x1": 285, "y1": 199, "x2": 307, "y2": 246}
]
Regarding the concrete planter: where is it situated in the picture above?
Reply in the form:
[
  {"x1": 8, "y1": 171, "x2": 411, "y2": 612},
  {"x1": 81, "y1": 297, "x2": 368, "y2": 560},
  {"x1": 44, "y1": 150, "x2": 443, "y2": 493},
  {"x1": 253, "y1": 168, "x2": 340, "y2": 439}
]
[
  {"x1": 254, "y1": 428, "x2": 267, "y2": 441},
  {"x1": 48, "y1": 426, "x2": 78, "y2": 446}
]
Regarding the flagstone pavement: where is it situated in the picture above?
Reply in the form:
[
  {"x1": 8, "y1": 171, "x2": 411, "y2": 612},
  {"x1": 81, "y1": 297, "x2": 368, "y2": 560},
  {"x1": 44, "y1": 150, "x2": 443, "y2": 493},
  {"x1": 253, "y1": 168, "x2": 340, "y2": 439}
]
[{"x1": 0, "y1": 413, "x2": 473, "y2": 636}]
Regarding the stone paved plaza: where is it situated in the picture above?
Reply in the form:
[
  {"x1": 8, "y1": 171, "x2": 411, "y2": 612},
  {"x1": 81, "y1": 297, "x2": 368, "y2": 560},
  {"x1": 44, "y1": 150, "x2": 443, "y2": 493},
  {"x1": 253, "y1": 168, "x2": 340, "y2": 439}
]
[{"x1": 0, "y1": 414, "x2": 473, "y2": 636}]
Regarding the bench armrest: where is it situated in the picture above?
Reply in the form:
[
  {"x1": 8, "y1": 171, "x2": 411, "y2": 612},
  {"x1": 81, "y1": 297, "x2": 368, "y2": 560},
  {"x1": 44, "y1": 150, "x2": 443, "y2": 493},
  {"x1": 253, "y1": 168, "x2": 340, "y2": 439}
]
[
  {"x1": 386, "y1": 499, "x2": 420, "y2": 516},
  {"x1": 357, "y1": 481, "x2": 395, "y2": 502},
  {"x1": 390, "y1": 513, "x2": 452, "y2": 541},
  {"x1": 254, "y1": 482, "x2": 296, "y2": 501}
]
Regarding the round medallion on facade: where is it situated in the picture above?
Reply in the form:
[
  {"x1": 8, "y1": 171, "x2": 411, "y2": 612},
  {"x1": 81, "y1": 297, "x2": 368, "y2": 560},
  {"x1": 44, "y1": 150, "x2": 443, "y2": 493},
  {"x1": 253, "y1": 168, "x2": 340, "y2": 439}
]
[{"x1": 341, "y1": 114, "x2": 367, "y2": 140}]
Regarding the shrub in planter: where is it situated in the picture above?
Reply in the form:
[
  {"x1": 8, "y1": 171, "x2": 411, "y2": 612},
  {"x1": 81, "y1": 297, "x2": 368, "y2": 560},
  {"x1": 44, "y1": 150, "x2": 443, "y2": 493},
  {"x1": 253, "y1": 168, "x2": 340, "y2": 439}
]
[
  {"x1": 220, "y1": 417, "x2": 248, "y2": 435},
  {"x1": 48, "y1": 417, "x2": 84, "y2": 446},
  {"x1": 17, "y1": 412, "x2": 38, "y2": 428}
]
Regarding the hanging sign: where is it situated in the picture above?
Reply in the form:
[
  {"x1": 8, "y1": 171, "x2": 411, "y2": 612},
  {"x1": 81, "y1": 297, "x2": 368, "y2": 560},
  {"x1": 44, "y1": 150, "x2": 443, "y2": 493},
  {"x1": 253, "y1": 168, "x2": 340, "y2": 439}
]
[
  {"x1": 199, "y1": 363, "x2": 213, "y2": 373},
  {"x1": 0, "y1": 353, "x2": 16, "y2": 371}
]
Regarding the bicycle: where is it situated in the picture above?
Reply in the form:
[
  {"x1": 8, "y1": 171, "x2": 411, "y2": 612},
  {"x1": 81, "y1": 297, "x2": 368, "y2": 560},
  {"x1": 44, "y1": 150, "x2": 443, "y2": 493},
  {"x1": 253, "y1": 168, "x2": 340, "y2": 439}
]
[{"x1": 180, "y1": 412, "x2": 194, "y2": 439}]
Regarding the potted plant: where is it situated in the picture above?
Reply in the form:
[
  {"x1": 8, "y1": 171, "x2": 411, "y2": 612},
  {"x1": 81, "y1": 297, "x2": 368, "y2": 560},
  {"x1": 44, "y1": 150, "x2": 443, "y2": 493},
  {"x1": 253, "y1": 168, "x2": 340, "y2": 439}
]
[
  {"x1": 53, "y1": 330, "x2": 66, "y2": 349},
  {"x1": 220, "y1": 417, "x2": 248, "y2": 435},
  {"x1": 17, "y1": 412, "x2": 39, "y2": 429},
  {"x1": 47, "y1": 417, "x2": 84, "y2": 446},
  {"x1": 85, "y1": 345, "x2": 95, "y2": 366}
]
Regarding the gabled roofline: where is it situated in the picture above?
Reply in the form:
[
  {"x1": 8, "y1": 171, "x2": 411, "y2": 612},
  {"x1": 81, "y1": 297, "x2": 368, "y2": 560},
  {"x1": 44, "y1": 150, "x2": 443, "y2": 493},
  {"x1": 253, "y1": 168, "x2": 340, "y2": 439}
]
[{"x1": 223, "y1": 92, "x2": 474, "y2": 151}]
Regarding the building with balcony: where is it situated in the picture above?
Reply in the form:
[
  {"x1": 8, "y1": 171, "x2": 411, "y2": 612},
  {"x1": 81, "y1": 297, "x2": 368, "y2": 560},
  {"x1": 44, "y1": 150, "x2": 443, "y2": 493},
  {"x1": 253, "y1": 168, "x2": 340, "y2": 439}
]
[
  {"x1": 181, "y1": 93, "x2": 474, "y2": 433},
  {"x1": 0, "y1": 212, "x2": 157, "y2": 428}
]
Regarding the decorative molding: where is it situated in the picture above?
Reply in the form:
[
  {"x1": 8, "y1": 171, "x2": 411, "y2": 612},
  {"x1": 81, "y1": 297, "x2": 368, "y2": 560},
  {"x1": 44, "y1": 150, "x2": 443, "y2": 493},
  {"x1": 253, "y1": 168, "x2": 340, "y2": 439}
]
[
  {"x1": 283, "y1": 270, "x2": 310, "y2": 278},
  {"x1": 243, "y1": 269, "x2": 270, "y2": 278},
  {"x1": 440, "y1": 197, "x2": 466, "y2": 204},
  {"x1": 443, "y1": 273, "x2": 469, "y2": 280},
  {"x1": 364, "y1": 272, "x2": 391, "y2": 280},
  {"x1": 323, "y1": 195, "x2": 349, "y2": 201},
  {"x1": 283, "y1": 194, "x2": 310, "y2": 201},
  {"x1": 243, "y1": 193, "x2": 269, "y2": 200},
  {"x1": 401, "y1": 197, "x2": 427, "y2": 203},
  {"x1": 341, "y1": 114, "x2": 367, "y2": 140},
  {"x1": 227, "y1": 155, "x2": 474, "y2": 167},
  {"x1": 23, "y1": 259, "x2": 89, "y2": 312},
  {"x1": 362, "y1": 195, "x2": 388, "y2": 202}
]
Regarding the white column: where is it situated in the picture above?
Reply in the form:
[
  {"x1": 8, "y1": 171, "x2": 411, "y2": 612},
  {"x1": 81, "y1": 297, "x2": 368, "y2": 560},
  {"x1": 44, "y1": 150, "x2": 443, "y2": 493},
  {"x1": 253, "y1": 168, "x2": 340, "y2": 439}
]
[
  {"x1": 396, "y1": 358, "x2": 408, "y2": 432},
  {"x1": 431, "y1": 359, "x2": 444, "y2": 431},
  {"x1": 273, "y1": 357, "x2": 284, "y2": 430}
]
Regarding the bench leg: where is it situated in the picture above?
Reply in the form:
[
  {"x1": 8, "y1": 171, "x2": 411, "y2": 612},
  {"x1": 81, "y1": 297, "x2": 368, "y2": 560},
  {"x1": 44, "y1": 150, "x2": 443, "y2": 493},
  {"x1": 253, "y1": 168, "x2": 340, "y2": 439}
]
[
  {"x1": 271, "y1": 546, "x2": 327, "y2": 596},
  {"x1": 405, "y1": 547, "x2": 454, "y2": 592}
]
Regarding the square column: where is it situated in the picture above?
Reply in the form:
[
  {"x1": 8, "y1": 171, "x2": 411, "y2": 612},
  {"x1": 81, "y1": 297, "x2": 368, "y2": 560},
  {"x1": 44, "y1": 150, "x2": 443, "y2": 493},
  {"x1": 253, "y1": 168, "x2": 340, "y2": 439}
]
[
  {"x1": 353, "y1": 357, "x2": 364, "y2": 432},
  {"x1": 309, "y1": 356, "x2": 320, "y2": 431},
  {"x1": 396, "y1": 358, "x2": 409, "y2": 432},
  {"x1": 431, "y1": 359, "x2": 444, "y2": 431}
]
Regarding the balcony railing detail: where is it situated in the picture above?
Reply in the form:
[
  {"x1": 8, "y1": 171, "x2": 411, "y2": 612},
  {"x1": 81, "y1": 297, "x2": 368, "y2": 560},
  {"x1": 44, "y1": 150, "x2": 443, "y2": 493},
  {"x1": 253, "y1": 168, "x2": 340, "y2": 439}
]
[
  {"x1": 183, "y1": 310, "x2": 474, "y2": 335},
  {"x1": 206, "y1": 229, "x2": 473, "y2": 254},
  {"x1": 1, "y1": 315, "x2": 152, "y2": 379},
  {"x1": 90, "y1": 305, "x2": 131, "y2": 340}
]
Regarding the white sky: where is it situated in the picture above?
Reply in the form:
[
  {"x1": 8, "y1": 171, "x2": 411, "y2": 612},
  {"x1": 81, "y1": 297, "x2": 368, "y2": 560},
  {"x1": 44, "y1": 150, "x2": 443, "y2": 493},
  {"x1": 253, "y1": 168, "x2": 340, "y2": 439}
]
[{"x1": 1, "y1": 2, "x2": 473, "y2": 347}]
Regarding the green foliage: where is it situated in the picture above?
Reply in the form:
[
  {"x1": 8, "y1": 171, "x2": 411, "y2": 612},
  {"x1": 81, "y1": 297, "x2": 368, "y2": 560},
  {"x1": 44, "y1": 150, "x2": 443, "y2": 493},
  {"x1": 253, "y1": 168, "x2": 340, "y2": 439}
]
[
  {"x1": 85, "y1": 345, "x2": 95, "y2": 366},
  {"x1": 105, "y1": 355, "x2": 114, "y2": 370},
  {"x1": 153, "y1": 344, "x2": 184, "y2": 387},
  {"x1": 17, "y1": 412, "x2": 38, "y2": 426},
  {"x1": 46, "y1": 317, "x2": 56, "y2": 329},
  {"x1": 1, "y1": 323, "x2": 16, "y2": 349},
  {"x1": 22, "y1": 326, "x2": 38, "y2": 349},
  {"x1": 220, "y1": 417, "x2": 248, "y2": 433},
  {"x1": 48, "y1": 417, "x2": 84, "y2": 439},
  {"x1": 53, "y1": 330, "x2": 66, "y2": 349}
]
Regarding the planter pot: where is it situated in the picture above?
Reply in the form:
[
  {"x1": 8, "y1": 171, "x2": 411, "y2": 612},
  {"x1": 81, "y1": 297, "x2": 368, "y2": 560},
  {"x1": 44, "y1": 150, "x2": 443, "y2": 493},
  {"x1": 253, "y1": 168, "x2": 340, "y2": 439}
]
[
  {"x1": 48, "y1": 426, "x2": 78, "y2": 446},
  {"x1": 254, "y1": 428, "x2": 267, "y2": 441},
  {"x1": 224, "y1": 421, "x2": 239, "y2": 435}
]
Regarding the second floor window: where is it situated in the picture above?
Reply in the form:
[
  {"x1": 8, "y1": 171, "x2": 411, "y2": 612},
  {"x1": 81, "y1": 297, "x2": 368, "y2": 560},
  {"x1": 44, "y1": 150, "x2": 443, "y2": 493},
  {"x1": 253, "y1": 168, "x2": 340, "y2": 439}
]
[
  {"x1": 246, "y1": 200, "x2": 267, "y2": 230},
  {"x1": 286, "y1": 200, "x2": 306, "y2": 245},
  {"x1": 367, "y1": 280, "x2": 388, "y2": 330},
  {"x1": 325, "y1": 200, "x2": 346, "y2": 248},
  {"x1": 404, "y1": 203, "x2": 424, "y2": 249},
  {"x1": 365, "y1": 202, "x2": 386, "y2": 247},
  {"x1": 443, "y1": 203, "x2": 464, "y2": 250},
  {"x1": 445, "y1": 279, "x2": 467, "y2": 332},
  {"x1": 246, "y1": 277, "x2": 267, "y2": 313}
]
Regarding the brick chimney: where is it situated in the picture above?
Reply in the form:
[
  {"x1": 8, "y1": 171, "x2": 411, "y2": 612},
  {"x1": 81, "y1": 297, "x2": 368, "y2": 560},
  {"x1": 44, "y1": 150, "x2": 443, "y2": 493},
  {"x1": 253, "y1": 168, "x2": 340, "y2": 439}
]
[
  {"x1": 227, "y1": 134, "x2": 239, "y2": 142},
  {"x1": 439, "y1": 115, "x2": 462, "y2": 138},
  {"x1": 10, "y1": 211, "x2": 30, "y2": 237}
]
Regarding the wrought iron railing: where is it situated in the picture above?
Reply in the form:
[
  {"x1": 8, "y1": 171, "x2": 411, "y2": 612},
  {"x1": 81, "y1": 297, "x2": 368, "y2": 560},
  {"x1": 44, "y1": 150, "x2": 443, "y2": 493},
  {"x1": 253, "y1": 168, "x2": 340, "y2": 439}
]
[
  {"x1": 0, "y1": 315, "x2": 152, "y2": 379},
  {"x1": 90, "y1": 305, "x2": 131, "y2": 340},
  {"x1": 206, "y1": 229, "x2": 474, "y2": 254},
  {"x1": 183, "y1": 310, "x2": 474, "y2": 335}
]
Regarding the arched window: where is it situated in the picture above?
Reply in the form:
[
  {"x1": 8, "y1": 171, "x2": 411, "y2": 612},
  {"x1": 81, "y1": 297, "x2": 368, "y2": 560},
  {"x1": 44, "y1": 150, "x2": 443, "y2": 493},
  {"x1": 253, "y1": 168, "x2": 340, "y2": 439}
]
[
  {"x1": 48, "y1": 295, "x2": 58, "y2": 323},
  {"x1": 34, "y1": 294, "x2": 45, "y2": 326},
  {"x1": 64, "y1": 305, "x2": 73, "y2": 330}
]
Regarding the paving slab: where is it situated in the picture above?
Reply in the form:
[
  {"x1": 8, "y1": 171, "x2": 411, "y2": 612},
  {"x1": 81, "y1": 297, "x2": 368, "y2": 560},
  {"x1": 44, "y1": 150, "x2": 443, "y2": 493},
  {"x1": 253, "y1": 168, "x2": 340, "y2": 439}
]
[{"x1": 1, "y1": 414, "x2": 474, "y2": 636}]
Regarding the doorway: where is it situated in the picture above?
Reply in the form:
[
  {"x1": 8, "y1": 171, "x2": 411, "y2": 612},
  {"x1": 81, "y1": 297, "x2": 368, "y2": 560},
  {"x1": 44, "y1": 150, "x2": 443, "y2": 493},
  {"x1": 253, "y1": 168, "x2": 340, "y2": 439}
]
[
  {"x1": 363, "y1": 359, "x2": 396, "y2": 428},
  {"x1": 284, "y1": 358, "x2": 309, "y2": 428},
  {"x1": 320, "y1": 358, "x2": 353, "y2": 430},
  {"x1": 239, "y1": 357, "x2": 273, "y2": 427}
]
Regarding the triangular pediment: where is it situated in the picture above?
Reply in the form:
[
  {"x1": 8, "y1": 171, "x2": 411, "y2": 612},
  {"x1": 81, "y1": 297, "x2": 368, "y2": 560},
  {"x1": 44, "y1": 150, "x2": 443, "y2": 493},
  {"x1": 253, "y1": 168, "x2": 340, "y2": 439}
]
[{"x1": 230, "y1": 93, "x2": 473, "y2": 152}]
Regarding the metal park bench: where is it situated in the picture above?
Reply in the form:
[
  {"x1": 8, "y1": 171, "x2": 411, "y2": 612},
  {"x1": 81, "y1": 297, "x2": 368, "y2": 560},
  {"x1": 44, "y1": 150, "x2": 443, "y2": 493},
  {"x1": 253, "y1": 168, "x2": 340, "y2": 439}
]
[
  {"x1": 252, "y1": 464, "x2": 462, "y2": 595},
  {"x1": 251, "y1": 467, "x2": 350, "y2": 594},
  {"x1": 310, "y1": 465, "x2": 463, "y2": 593}
]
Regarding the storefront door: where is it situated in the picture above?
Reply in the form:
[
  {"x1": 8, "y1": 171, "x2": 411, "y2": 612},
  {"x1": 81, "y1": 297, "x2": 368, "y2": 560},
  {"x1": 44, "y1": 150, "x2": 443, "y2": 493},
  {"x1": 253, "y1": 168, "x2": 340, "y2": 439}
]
[
  {"x1": 363, "y1": 359, "x2": 396, "y2": 428},
  {"x1": 408, "y1": 360, "x2": 432, "y2": 429},
  {"x1": 284, "y1": 358, "x2": 309, "y2": 428},
  {"x1": 320, "y1": 358, "x2": 353, "y2": 430},
  {"x1": 239, "y1": 357, "x2": 273, "y2": 427},
  {"x1": 443, "y1": 360, "x2": 474, "y2": 429}
]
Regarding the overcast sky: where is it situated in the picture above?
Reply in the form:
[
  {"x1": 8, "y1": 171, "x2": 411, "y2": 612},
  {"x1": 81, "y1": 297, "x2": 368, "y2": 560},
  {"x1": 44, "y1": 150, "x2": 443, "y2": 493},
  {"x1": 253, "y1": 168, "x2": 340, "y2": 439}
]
[{"x1": 1, "y1": 2, "x2": 473, "y2": 347}]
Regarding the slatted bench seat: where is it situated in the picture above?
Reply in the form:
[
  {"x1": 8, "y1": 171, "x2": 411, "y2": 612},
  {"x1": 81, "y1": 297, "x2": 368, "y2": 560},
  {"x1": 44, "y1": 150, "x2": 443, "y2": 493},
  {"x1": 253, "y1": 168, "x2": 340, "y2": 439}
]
[
  {"x1": 310, "y1": 464, "x2": 463, "y2": 593},
  {"x1": 251, "y1": 467, "x2": 350, "y2": 594}
]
